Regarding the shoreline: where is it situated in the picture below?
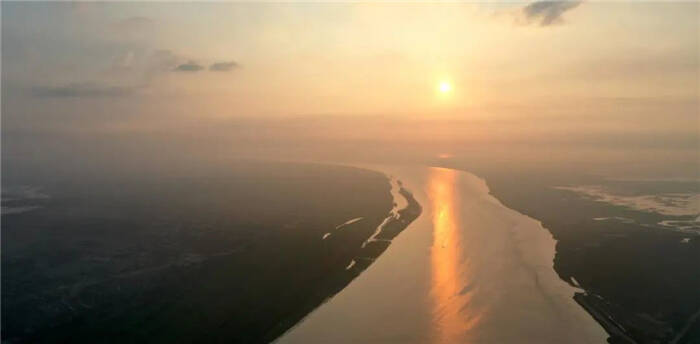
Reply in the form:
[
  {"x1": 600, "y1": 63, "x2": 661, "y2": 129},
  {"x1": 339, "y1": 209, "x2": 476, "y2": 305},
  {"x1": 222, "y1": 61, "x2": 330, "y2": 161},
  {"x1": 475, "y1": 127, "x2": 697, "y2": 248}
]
[
  {"x1": 279, "y1": 165, "x2": 608, "y2": 344},
  {"x1": 267, "y1": 176, "x2": 422, "y2": 343},
  {"x1": 461, "y1": 166, "x2": 700, "y2": 344},
  {"x1": 1, "y1": 161, "x2": 416, "y2": 343},
  {"x1": 574, "y1": 292, "x2": 637, "y2": 344},
  {"x1": 479, "y1": 172, "x2": 636, "y2": 344}
]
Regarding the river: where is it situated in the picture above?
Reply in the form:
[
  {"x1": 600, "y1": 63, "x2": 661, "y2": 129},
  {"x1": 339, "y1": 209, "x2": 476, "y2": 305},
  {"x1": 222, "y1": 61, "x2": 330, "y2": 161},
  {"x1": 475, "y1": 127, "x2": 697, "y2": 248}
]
[{"x1": 278, "y1": 166, "x2": 608, "y2": 344}]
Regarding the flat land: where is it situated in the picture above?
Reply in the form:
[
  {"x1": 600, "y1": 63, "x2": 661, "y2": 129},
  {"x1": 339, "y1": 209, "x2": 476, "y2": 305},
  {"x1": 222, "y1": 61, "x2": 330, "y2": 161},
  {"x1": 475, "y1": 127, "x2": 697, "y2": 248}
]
[
  {"x1": 470, "y1": 168, "x2": 700, "y2": 344},
  {"x1": 2, "y1": 161, "x2": 419, "y2": 343}
]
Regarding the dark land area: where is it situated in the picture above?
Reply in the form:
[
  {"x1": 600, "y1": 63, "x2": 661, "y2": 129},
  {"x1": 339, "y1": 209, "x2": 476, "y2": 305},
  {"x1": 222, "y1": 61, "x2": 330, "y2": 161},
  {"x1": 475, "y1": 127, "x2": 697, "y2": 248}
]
[
  {"x1": 2, "y1": 160, "x2": 420, "y2": 343},
  {"x1": 464, "y1": 167, "x2": 700, "y2": 344}
]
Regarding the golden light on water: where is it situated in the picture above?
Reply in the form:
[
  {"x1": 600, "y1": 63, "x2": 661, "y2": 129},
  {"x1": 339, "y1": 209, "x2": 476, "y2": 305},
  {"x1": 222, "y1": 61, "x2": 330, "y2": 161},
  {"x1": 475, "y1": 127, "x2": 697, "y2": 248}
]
[{"x1": 427, "y1": 167, "x2": 480, "y2": 343}]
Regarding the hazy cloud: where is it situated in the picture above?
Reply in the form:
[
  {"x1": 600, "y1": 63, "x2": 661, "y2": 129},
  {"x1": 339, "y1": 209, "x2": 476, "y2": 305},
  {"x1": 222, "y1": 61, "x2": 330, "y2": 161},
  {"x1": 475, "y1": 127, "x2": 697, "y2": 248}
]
[
  {"x1": 148, "y1": 50, "x2": 180, "y2": 72},
  {"x1": 209, "y1": 61, "x2": 239, "y2": 71},
  {"x1": 174, "y1": 61, "x2": 204, "y2": 72},
  {"x1": 112, "y1": 16, "x2": 155, "y2": 35},
  {"x1": 32, "y1": 83, "x2": 134, "y2": 98},
  {"x1": 111, "y1": 51, "x2": 137, "y2": 71},
  {"x1": 522, "y1": 1, "x2": 582, "y2": 26},
  {"x1": 117, "y1": 16, "x2": 153, "y2": 27}
]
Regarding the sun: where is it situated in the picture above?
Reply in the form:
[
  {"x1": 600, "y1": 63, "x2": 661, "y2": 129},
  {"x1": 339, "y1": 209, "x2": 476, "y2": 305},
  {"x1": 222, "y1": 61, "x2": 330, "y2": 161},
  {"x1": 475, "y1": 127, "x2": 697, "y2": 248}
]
[{"x1": 438, "y1": 81, "x2": 452, "y2": 94}]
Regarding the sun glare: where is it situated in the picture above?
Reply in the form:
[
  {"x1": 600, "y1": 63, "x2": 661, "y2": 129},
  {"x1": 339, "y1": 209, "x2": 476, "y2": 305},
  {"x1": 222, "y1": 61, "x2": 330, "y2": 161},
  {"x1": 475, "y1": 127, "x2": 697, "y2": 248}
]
[{"x1": 438, "y1": 81, "x2": 452, "y2": 94}]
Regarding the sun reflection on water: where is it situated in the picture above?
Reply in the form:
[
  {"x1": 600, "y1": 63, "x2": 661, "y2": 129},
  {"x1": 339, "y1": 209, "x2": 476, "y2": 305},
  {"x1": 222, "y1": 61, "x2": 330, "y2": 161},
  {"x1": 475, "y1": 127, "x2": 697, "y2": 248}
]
[{"x1": 428, "y1": 167, "x2": 481, "y2": 343}]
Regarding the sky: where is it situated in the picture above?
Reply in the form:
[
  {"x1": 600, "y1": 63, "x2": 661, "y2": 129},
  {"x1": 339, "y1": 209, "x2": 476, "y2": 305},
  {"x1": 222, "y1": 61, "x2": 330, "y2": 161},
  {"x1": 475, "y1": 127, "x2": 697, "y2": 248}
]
[{"x1": 2, "y1": 1, "x2": 698, "y2": 178}]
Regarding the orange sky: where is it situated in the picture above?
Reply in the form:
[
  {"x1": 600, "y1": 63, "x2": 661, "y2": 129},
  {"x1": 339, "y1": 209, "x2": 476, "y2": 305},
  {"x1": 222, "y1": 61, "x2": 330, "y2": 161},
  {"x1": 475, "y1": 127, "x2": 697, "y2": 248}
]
[{"x1": 2, "y1": 2, "x2": 698, "y2": 177}]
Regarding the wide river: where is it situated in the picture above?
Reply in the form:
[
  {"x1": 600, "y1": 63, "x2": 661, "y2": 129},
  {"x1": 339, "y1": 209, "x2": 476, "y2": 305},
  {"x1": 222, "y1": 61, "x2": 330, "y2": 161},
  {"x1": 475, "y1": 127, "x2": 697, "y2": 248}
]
[{"x1": 279, "y1": 166, "x2": 608, "y2": 343}]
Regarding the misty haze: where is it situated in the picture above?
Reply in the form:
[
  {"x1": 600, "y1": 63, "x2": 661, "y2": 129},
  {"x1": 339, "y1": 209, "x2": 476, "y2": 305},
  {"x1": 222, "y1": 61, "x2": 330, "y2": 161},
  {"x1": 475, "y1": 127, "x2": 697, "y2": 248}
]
[{"x1": 2, "y1": 2, "x2": 698, "y2": 344}]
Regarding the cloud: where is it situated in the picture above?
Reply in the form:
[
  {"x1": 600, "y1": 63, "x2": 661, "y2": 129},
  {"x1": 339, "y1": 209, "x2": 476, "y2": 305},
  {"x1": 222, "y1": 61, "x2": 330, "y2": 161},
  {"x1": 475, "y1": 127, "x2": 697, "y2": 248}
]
[
  {"x1": 209, "y1": 61, "x2": 239, "y2": 71},
  {"x1": 522, "y1": 1, "x2": 582, "y2": 26},
  {"x1": 174, "y1": 61, "x2": 204, "y2": 72},
  {"x1": 31, "y1": 83, "x2": 134, "y2": 98}
]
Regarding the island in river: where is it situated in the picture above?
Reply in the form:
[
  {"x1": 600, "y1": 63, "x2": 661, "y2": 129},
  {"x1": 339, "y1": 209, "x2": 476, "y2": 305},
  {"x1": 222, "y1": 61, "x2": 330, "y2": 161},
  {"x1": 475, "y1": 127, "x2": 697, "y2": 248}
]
[
  {"x1": 278, "y1": 162, "x2": 699, "y2": 344},
  {"x1": 279, "y1": 166, "x2": 609, "y2": 344},
  {"x1": 5, "y1": 157, "x2": 696, "y2": 344}
]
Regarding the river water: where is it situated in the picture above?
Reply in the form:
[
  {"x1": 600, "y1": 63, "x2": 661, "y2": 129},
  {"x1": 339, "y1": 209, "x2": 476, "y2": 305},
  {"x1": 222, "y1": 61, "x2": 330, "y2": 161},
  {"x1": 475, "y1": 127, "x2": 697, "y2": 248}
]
[{"x1": 278, "y1": 166, "x2": 608, "y2": 344}]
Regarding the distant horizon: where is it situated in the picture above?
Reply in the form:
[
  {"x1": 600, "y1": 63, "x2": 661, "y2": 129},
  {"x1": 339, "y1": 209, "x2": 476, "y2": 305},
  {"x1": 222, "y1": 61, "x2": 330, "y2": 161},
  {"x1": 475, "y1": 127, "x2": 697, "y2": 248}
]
[
  {"x1": 2, "y1": 2, "x2": 699, "y2": 343},
  {"x1": 3, "y1": 2, "x2": 697, "y2": 182}
]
